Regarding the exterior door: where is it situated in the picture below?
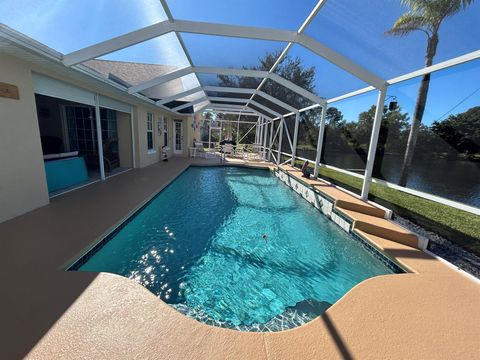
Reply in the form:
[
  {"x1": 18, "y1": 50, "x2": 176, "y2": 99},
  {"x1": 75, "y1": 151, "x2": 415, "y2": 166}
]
[{"x1": 173, "y1": 120, "x2": 183, "y2": 154}]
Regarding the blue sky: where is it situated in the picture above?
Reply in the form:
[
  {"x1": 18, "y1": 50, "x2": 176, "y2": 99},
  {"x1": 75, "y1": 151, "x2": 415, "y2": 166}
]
[
  {"x1": 335, "y1": 59, "x2": 480, "y2": 125},
  {"x1": 1, "y1": 0, "x2": 478, "y2": 123}
]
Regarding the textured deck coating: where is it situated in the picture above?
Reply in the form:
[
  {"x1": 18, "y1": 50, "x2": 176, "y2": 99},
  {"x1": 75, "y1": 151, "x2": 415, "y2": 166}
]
[{"x1": 0, "y1": 157, "x2": 479, "y2": 359}]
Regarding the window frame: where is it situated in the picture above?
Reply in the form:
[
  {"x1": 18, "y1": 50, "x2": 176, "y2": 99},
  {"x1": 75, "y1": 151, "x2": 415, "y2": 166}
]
[
  {"x1": 163, "y1": 117, "x2": 168, "y2": 147},
  {"x1": 147, "y1": 112, "x2": 155, "y2": 152}
]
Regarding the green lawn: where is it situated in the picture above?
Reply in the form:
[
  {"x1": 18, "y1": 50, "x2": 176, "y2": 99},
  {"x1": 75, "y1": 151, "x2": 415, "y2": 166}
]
[{"x1": 293, "y1": 160, "x2": 480, "y2": 256}]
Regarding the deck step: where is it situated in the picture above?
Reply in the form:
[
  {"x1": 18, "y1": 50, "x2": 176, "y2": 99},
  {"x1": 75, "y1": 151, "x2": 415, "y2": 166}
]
[
  {"x1": 335, "y1": 199, "x2": 386, "y2": 218},
  {"x1": 278, "y1": 165, "x2": 387, "y2": 219},
  {"x1": 338, "y1": 209, "x2": 419, "y2": 249}
]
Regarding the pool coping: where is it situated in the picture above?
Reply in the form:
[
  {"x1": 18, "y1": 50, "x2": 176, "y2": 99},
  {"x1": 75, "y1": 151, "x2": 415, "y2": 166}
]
[
  {"x1": 66, "y1": 163, "x2": 406, "y2": 332},
  {"x1": 3, "y1": 158, "x2": 479, "y2": 359},
  {"x1": 65, "y1": 164, "x2": 272, "y2": 271}
]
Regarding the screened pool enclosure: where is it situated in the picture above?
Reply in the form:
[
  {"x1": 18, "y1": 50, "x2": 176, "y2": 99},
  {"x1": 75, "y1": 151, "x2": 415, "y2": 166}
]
[{"x1": 2, "y1": 0, "x2": 479, "y2": 210}]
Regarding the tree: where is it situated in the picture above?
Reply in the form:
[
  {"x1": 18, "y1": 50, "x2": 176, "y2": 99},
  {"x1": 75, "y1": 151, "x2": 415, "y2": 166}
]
[
  {"x1": 356, "y1": 105, "x2": 410, "y2": 178},
  {"x1": 321, "y1": 107, "x2": 347, "y2": 160},
  {"x1": 218, "y1": 51, "x2": 316, "y2": 110},
  {"x1": 386, "y1": 0, "x2": 474, "y2": 186},
  {"x1": 218, "y1": 51, "x2": 318, "y2": 153},
  {"x1": 431, "y1": 106, "x2": 480, "y2": 155}
]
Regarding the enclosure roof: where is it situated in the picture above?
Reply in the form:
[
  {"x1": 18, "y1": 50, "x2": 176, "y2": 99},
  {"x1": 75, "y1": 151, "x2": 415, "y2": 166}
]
[{"x1": 1, "y1": 0, "x2": 479, "y2": 117}]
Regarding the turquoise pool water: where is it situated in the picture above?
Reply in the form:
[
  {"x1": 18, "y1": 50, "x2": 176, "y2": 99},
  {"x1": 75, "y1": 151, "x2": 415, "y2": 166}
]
[{"x1": 75, "y1": 167, "x2": 397, "y2": 331}]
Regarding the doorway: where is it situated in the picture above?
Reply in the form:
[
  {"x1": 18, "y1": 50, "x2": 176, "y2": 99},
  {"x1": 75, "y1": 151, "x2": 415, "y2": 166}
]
[{"x1": 173, "y1": 120, "x2": 183, "y2": 155}]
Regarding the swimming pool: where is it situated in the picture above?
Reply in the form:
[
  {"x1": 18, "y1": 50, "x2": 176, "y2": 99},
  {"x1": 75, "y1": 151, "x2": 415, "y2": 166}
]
[{"x1": 72, "y1": 166, "x2": 401, "y2": 331}]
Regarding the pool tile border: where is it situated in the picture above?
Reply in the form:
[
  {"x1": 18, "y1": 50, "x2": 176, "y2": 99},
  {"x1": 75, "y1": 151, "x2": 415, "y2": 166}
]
[
  {"x1": 67, "y1": 165, "x2": 271, "y2": 271},
  {"x1": 69, "y1": 164, "x2": 406, "y2": 277},
  {"x1": 274, "y1": 167, "x2": 406, "y2": 274},
  {"x1": 67, "y1": 166, "x2": 194, "y2": 270}
]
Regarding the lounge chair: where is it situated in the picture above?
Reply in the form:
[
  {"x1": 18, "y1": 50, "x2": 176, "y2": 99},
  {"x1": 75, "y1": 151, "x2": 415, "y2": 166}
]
[{"x1": 232, "y1": 145, "x2": 247, "y2": 159}]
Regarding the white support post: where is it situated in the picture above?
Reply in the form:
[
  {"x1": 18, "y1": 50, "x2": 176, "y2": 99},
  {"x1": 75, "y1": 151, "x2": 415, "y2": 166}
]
[
  {"x1": 220, "y1": 117, "x2": 223, "y2": 141},
  {"x1": 290, "y1": 112, "x2": 300, "y2": 167},
  {"x1": 314, "y1": 105, "x2": 327, "y2": 178},
  {"x1": 191, "y1": 113, "x2": 196, "y2": 146},
  {"x1": 94, "y1": 94, "x2": 105, "y2": 180},
  {"x1": 236, "y1": 115, "x2": 240, "y2": 144},
  {"x1": 277, "y1": 117, "x2": 284, "y2": 165},
  {"x1": 258, "y1": 117, "x2": 263, "y2": 145},
  {"x1": 257, "y1": 118, "x2": 261, "y2": 145},
  {"x1": 257, "y1": 116, "x2": 262, "y2": 145},
  {"x1": 130, "y1": 105, "x2": 136, "y2": 168},
  {"x1": 268, "y1": 119, "x2": 274, "y2": 161},
  {"x1": 361, "y1": 87, "x2": 387, "y2": 200},
  {"x1": 263, "y1": 119, "x2": 268, "y2": 158},
  {"x1": 208, "y1": 121, "x2": 212, "y2": 149}
]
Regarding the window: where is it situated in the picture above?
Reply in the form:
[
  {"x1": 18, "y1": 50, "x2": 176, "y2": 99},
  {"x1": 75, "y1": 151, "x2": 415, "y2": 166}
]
[
  {"x1": 64, "y1": 105, "x2": 97, "y2": 153},
  {"x1": 100, "y1": 108, "x2": 117, "y2": 141},
  {"x1": 163, "y1": 118, "x2": 168, "y2": 147},
  {"x1": 147, "y1": 112, "x2": 154, "y2": 151}
]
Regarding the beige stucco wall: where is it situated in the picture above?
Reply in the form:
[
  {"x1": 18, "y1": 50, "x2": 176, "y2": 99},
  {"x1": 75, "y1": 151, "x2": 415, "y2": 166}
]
[
  {"x1": 134, "y1": 109, "x2": 193, "y2": 167},
  {"x1": 135, "y1": 107, "x2": 164, "y2": 167},
  {"x1": 0, "y1": 54, "x2": 50, "y2": 223},
  {"x1": 0, "y1": 49, "x2": 195, "y2": 222}
]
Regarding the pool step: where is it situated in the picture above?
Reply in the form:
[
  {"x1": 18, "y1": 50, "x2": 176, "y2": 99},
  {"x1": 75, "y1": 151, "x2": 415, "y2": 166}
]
[
  {"x1": 276, "y1": 165, "x2": 418, "y2": 248},
  {"x1": 278, "y1": 165, "x2": 387, "y2": 218},
  {"x1": 338, "y1": 208, "x2": 419, "y2": 249}
]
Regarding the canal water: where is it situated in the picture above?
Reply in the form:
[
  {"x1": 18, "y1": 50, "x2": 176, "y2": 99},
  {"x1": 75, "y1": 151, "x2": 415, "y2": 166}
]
[{"x1": 296, "y1": 149, "x2": 480, "y2": 208}]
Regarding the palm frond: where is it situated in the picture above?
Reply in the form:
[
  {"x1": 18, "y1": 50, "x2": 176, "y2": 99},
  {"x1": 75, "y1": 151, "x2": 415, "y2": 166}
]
[
  {"x1": 389, "y1": 0, "x2": 475, "y2": 36},
  {"x1": 385, "y1": 13, "x2": 428, "y2": 36},
  {"x1": 401, "y1": 0, "x2": 475, "y2": 19}
]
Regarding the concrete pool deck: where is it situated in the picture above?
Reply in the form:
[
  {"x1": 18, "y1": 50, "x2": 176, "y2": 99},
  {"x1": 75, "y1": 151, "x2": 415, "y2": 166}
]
[{"x1": 0, "y1": 157, "x2": 479, "y2": 359}]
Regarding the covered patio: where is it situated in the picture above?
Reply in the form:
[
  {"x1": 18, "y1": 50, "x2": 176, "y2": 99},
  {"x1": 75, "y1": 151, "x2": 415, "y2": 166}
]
[
  {"x1": 1, "y1": 0, "x2": 480, "y2": 358},
  {"x1": 50, "y1": 0, "x2": 480, "y2": 210},
  {"x1": 0, "y1": 157, "x2": 478, "y2": 359}
]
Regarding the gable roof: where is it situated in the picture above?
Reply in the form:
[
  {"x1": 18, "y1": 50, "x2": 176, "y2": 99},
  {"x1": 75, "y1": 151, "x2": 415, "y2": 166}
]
[{"x1": 85, "y1": 59, "x2": 188, "y2": 101}]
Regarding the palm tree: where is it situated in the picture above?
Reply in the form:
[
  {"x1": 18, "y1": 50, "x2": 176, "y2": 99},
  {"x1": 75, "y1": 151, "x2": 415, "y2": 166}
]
[{"x1": 386, "y1": 0, "x2": 474, "y2": 187}]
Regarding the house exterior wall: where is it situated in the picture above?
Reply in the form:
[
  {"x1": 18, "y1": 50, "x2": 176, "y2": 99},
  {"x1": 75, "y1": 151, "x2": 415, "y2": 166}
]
[
  {"x1": 134, "y1": 109, "x2": 190, "y2": 167},
  {"x1": 0, "y1": 52, "x2": 193, "y2": 223},
  {"x1": 0, "y1": 54, "x2": 50, "y2": 223}
]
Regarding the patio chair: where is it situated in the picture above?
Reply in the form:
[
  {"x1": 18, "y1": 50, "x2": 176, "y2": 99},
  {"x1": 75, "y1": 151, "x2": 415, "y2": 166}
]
[
  {"x1": 232, "y1": 145, "x2": 247, "y2": 159},
  {"x1": 84, "y1": 138, "x2": 120, "y2": 172},
  {"x1": 222, "y1": 144, "x2": 235, "y2": 158},
  {"x1": 195, "y1": 142, "x2": 217, "y2": 159},
  {"x1": 244, "y1": 145, "x2": 264, "y2": 161}
]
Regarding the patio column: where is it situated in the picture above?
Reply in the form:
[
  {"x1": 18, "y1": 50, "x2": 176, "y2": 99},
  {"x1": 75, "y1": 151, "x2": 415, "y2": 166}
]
[
  {"x1": 268, "y1": 119, "x2": 274, "y2": 161},
  {"x1": 262, "y1": 118, "x2": 268, "y2": 158},
  {"x1": 208, "y1": 120, "x2": 212, "y2": 149},
  {"x1": 236, "y1": 114, "x2": 240, "y2": 144},
  {"x1": 129, "y1": 105, "x2": 136, "y2": 168},
  {"x1": 255, "y1": 116, "x2": 260, "y2": 144},
  {"x1": 219, "y1": 118, "x2": 223, "y2": 141},
  {"x1": 290, "y1": 112, "x2": 300, "y2": 167},
  {"x1": 94, "y1": 94, "x2": 105, "y2": 180},
  {"x1": 314, "y1": 105, "x2": 327, "y2": 178},
  {"x1": 361, "y1": 86, "x2": 388, "y2": 200},
  {"x1": 258, "y1": 117, "x2": 263, "y2": 146},
  {"x1": 277, "y1": 117, "x2": 284, "y2": 165},
  {"x1": 260, "y1": 119, "x2": 264, "y2": 152}
]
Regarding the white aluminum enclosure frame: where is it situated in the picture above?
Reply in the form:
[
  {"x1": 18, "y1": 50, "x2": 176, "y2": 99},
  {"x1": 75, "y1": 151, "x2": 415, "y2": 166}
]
[{"x1": 47, "y1": 0, "x2": 480, "y2": 205}]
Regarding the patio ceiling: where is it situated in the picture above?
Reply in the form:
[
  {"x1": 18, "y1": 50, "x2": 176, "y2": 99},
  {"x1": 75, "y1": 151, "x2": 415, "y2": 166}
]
[
  {"x1": 60, "y1": 0, "x2": 381, "y2": 117},
  {"x1": 2, "y1": 0, "x2": 479, "y2": 118}
]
